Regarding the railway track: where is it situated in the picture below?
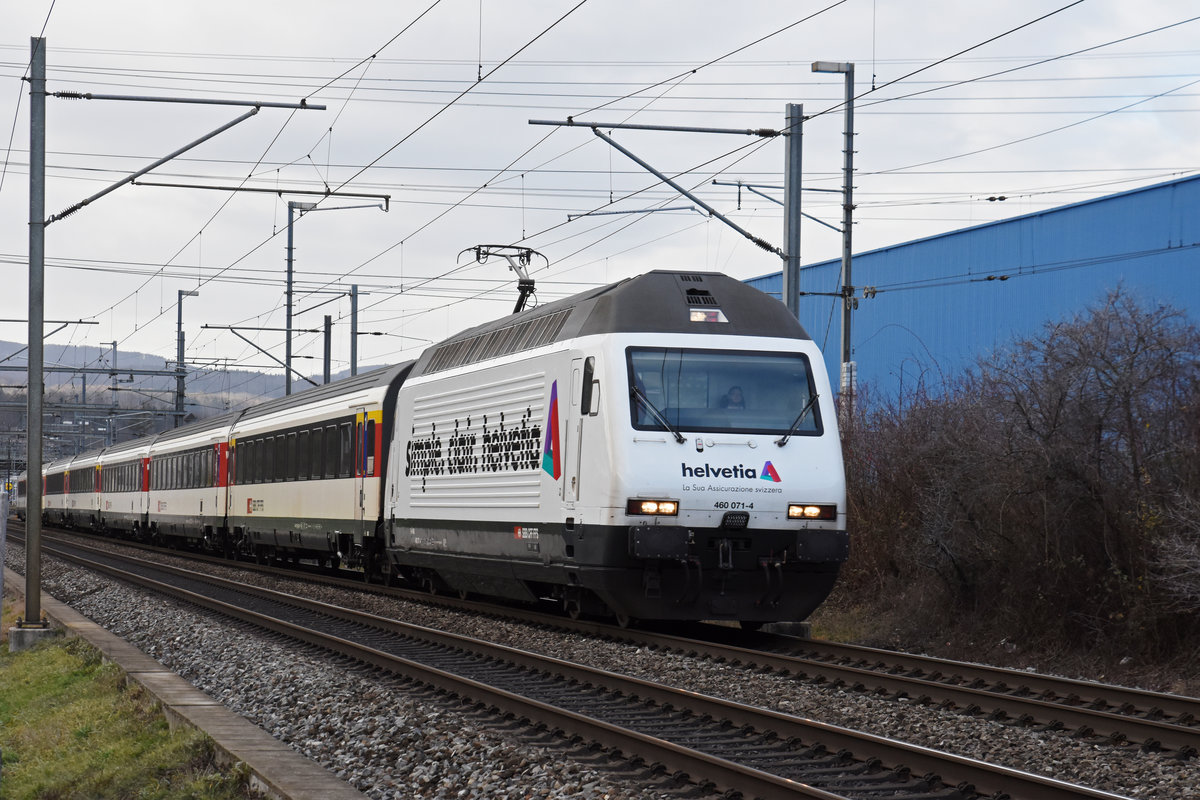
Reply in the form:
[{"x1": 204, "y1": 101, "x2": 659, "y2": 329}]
[
  {"x1": 26, "y1": 533, "x2": 1136, "y2": 800},
  {"x1": 23, "y1": 525, "x2": 1200, "y2": 760}
]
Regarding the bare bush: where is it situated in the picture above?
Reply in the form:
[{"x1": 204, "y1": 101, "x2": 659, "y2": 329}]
[{"x1": 840, "y1": 289, "x2": 1200, "y2": 658}]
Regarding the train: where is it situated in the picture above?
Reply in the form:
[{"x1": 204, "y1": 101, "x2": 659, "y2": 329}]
[{"x1": 14, "y1": 270, "x2": 848, "y2": 625}]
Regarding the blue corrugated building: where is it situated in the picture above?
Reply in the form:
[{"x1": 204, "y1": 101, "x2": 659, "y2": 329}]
[{"x1": 746, "y1": 173, "x2": 1200, "y2": 400}]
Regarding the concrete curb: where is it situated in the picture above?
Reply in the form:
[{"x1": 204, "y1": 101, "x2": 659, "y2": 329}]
[{"x1": 3, "y1": 567, "x2": 368, "y2": 800}]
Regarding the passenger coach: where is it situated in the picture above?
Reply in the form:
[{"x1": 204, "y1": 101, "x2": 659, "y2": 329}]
[{"x1": 226, "y1": 362, "x2": 411, "y2": 568}]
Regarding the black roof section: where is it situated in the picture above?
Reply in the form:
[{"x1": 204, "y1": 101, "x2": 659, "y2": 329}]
[
  {"x1": 412, "y1": 270, "x2": 809, "y2": 377},
  {"x1": 236, "y1": 361, "x2": 414, "y2": 423},
  {"x1": 152, "y1": 410, "x2": 243, "y2": 445}
]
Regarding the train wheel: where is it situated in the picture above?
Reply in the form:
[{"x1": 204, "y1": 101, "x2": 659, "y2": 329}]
[{"x1": 614, "y1": 612, "x2": 635, "y2": 629}]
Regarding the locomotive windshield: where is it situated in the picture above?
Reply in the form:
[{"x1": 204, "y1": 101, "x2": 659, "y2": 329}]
[{"x1": 627, "y1": 347, "x2": 822, "y2": 436}]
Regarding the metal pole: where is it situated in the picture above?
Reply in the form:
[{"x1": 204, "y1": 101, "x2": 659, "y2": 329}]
[
  {"x1": 590, "y1": 128, "x2": 781, "y2": 256},
  {"x1": 782, "y1": 103, "x2": 804, "y2": 317},
  {"x1": 285, "y1": 201, "x2": 316, "y2": 396},
  {"x1": 108, "y1": 341, "x2": 116, "y2": 445},
  {"x1": 175, "y1": 290, "x2": 197, "y2": 427},
  {"x1": 48, "y1": 108, "x2": 260, "y2": 224},
  {"x1": 23, "y1": 36, "x2": 47, "y2": 630},
  {"x1": 285, "y1": 202, "x2": 295, "y2": 396},
  {"x1": 813, "y1": 60, "x2": 858, "y2": 423},
  {"x1": 350, "y1": 284, "x2": 358, "y2": 377},
  {"x1": 323, "y1": 315, "x2": 332, "y2": 384},
  {"x1": 839, "y1": 67, "x2": 856, "y2": 419},
  {"x1": 176, "y1": 293, "x2": 184, "y2": 424}
]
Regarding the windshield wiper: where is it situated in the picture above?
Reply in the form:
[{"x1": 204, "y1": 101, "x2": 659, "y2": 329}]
[
  {"x1": 631, "y1": 385, "x2": 685, "y2": 443},
  {"x1": 775, "y1": 393, "x2": 819, "y2": 447}
]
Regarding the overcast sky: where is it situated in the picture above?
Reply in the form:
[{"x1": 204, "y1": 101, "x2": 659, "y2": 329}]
[{"x1": 2, "y1": 1, "x2": 1198, "y2": 404}]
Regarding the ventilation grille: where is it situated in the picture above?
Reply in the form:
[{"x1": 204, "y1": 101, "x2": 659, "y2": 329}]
[
  {"x1": 679, "y1": 274, "x2": 706, "y2": 282},
  {"x1": 685, "y1": 288, "x2": 720, "y2": 307},
  {"x1": 425, "y1": 308, "x2": 572, "y2": 374}
]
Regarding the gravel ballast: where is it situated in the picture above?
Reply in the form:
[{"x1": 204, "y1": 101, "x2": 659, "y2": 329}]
[{"x1": 8, "y1": 535, "x2": 1200, "y2": 800}]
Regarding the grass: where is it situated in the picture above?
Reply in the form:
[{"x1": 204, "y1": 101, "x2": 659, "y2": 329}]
[{"x1": 1, "y1": 595, "x2": 259, "y2": 800}]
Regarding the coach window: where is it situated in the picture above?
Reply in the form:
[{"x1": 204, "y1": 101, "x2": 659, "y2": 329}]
[
  {"x1": 325, "y1": 425, "x2": 339, "y2": 478},
  {"x1": 297, "y1": 431, "x2": 309, "y2": 480},
  {"x1": 355, "y1": 421, "x2": 364, "y2": 475},
  {"x1": 260, "y1": 437, "x2": 272, "y2": 484},
  {"x1": 365, "y1": 419, "x2": 376, "y2": 474},
  {"x1": 339, "y1": 423, "x2": 354, "y2": 478},
  {"x1": 275, "y1": 435, "x2": 287, "y2": 482},
  {"x1": 310, "y1": 427, "x2": 323, "y2": 479},
  {"x1": 286, "y1": 432, "x2": 298, "y2": 481},
  {"x1": 246, "y1": 440, "x2": 257, "y2": 484}
]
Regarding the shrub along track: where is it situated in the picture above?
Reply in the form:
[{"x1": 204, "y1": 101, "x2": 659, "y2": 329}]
[{"x1": 25, "y1": 532, "x2": 1139, "y2": 800}]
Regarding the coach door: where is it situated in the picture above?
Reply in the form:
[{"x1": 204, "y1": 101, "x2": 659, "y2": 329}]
[{"x1": 353, "y1": 408, "x2": 368, "y2": 535}]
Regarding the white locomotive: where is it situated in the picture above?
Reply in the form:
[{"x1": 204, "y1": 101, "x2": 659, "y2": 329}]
[{"x1": 30, "y1": 271, "x2": 847, "y2": 625}]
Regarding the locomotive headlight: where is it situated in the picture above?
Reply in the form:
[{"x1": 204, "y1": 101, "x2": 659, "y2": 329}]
[
  {"x1": 627, "y1": 498, "x2": 679, "y2": 516},
  {"x1": 788, "y1": 503, "x2": 837, "y2": 520}
]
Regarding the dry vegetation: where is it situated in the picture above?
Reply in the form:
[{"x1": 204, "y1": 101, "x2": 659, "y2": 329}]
[{"x1": 815, "y1": 289, "x2": 1200, "y2": 693}]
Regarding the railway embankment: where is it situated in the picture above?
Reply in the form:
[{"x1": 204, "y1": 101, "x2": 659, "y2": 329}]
[{"x1": 2, "y1": 565, "x2": 367, "y2": 800}]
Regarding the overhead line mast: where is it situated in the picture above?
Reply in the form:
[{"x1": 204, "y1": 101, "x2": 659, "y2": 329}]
[{"x1": 13, "y1": 36, "x2": 324, "y2": 651}]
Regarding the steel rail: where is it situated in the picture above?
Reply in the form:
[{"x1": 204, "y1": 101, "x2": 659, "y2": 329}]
[
  {"x1": 41, "y1": 538, "x2": 1134, "y2": 800},
  {"x1": 590, "y1": 630, "x2": 1200, "y2": 755},
  {"x1": 789, "y1": 638, "x2": 1200, "y2": 728},
  {"x1": 27, "y1": 526, "x2": 1200, "y2": 757}
]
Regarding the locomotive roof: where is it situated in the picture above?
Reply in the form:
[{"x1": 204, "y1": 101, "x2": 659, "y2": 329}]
[{"x1": 411, "y1": 270, "x2": 810, "y2": 377}]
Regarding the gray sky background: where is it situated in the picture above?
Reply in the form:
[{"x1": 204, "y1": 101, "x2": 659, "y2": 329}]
[{"x1": 2, "y1": 1, "x2": 1198, "y2": 401}]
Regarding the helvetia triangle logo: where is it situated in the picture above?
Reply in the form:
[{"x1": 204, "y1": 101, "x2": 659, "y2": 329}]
[
  {"x1": 760, "y1": 461, "x2": 782, "y2": 482},
  {"x1": 541, "y1": 380, "x2": 561, "y2": 480}
]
